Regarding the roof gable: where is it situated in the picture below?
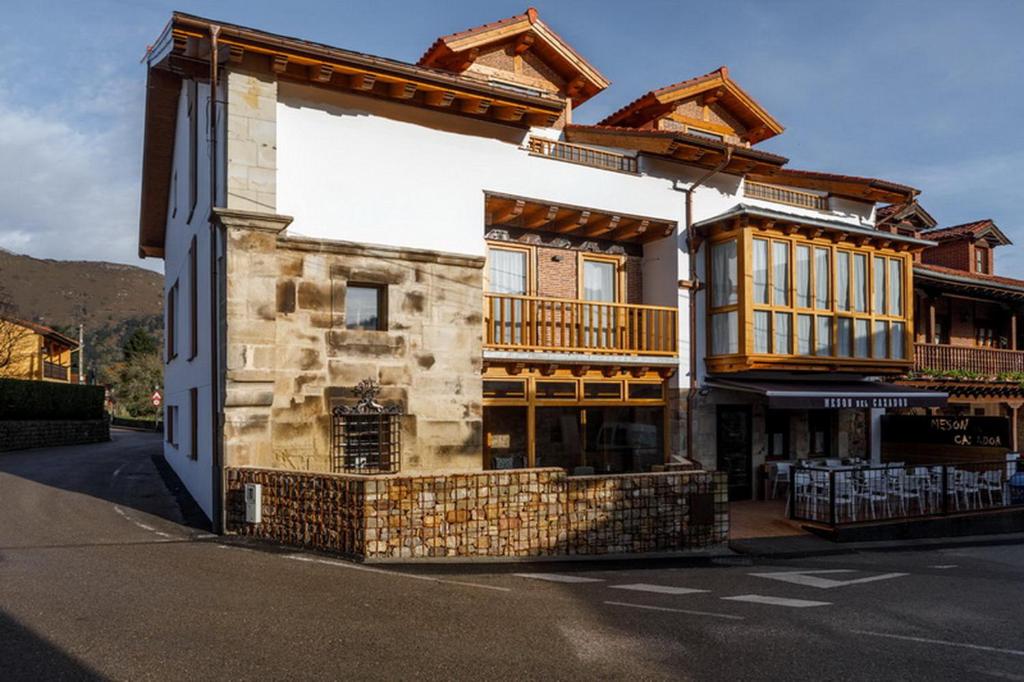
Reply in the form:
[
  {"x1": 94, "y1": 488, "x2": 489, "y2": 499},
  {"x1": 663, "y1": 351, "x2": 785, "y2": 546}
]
[
  {"x1": 417, "y1": 8, "x2": 609, "y2": 107},
  {"x1": 922, "y1": 220, "x2": 1012, "y2": 247},
  {"x1": 598, "y1": 67, "x2": 784, "y2": 144}
]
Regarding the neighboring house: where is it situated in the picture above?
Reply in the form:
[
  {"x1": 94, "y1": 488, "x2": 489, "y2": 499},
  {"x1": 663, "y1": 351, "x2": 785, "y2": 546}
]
[
  {"x1": 891, "y1": 213, "x2": 1024, "y2": 451},
  {"x1": 138, "y1": 9, "x2": 943, "y2": 524},
  {"x1": 0, "y1": 316, "x2": 78, "y2": 383}
]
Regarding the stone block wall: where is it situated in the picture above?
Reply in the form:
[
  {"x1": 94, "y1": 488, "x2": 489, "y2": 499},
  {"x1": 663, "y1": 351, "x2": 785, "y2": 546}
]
[
  {"x1": 225, "y1": 466, "x2": 728, "y2": 560},
  {"x1": 217, "y1": 210, "x2": 485, "y2": 476},
  {"x1": 0, "y1": 420, "x2": 110, "y2": 452}
]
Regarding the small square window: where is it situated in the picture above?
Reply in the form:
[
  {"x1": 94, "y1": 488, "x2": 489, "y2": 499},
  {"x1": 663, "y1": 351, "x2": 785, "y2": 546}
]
[{"x1": 345, "y1": 284, "x2": 386, "y2": 331}]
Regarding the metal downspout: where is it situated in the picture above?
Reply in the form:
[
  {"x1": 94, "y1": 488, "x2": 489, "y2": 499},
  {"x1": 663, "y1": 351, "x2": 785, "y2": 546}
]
[
  {"x1": 208, "y1": 24, "x2": 224, "y2": 533},
  {"x1": 682, "y1": 148, "x2": 733, "y2": 461}
]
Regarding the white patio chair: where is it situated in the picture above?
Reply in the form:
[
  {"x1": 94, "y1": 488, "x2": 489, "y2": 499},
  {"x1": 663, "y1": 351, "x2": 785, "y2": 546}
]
[
  {"x1": 833, "y1": 474, "x2": 857, "y2": 523},
  {"x1": 854, "y1": 470, "x2": 890, "y2": 520},
  {"x1": 892, "y1": 471, "x2": 926, "y2": 516},
  {"x1": 768, "y1": 462, "x2": 792, "y2": 500},
  {"x1": 956, "y1": 470, "x2": 982, "y2": 510},
  {"x1": 978, "y1": 469, "x2": 1005, "y2": 507}
]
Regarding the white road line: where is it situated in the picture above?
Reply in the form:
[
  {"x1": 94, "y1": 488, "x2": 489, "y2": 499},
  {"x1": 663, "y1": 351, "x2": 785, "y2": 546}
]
[
  {"x1": 750, "y1": 570, "x2": 908, "y2": 589},
  {"x1": 283, "y1": 554, "x2": 511, "y2": 592},
  {"x1": 604, "y1": 601, "x2": 744, "y2": 621},
  {"x1": 851, "y1": 630, "x2": 1024, "y2": 657},
  {"x1": 515, "y1": 573, "x2": 604, "y2": 584},
  {"x1": 722, "y1": 594, "x2": 832, "y2": 608},
  {"x1": 609, "y1": 583, "x2": 709, "y2": 596},
  {"x1": 929, "y1": 564, "x2": 958, "y2": 569},
  {"x1": 111, "y1": 461, "x2": 130, "y2": 479},
  {"x1": 113, "y1": 505, "x2": 174, "y2": 541}
]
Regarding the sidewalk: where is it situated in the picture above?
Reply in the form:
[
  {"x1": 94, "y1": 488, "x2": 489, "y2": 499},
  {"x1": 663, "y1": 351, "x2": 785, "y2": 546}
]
[{"x1": 730, "y1": 530, "x2": 1024, "y2": 559}]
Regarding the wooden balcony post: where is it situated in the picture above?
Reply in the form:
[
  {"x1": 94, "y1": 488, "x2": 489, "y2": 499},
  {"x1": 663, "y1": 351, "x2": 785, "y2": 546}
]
[
  {"x1": 1012, "y1": 312, "x2": 1018, "y2": 351},
  {"x1": 928, "y1": 298, "x2": 936, "y2": 344}
]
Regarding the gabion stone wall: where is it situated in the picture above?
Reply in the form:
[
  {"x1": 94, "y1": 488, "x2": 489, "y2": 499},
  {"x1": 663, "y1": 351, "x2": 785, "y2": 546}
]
[
  {"x1": 225, "y1": 467, "x2": 728, "y2": 561},
  {"x1": 0, "y1": 419, "x2": 109, "y2": 452}
]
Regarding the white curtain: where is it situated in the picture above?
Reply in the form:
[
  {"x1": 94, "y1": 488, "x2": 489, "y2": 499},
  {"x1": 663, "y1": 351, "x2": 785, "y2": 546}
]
[
  {"x1": 754, "y1": 311, "x2": 770, "y2": 353},
  {"x1": 796, "y1": 245, "x2": 811, "y2": 308},
  {"x1": 889, "y1": 259, "x2": 903, "y2": 316},
  {"x1": 837, "y1": 318, "x2": 852, "y2": 356},
  {"x1": 753, "y1": 239, "x2": 769, "y2": 305},
  {"x1": 837, "y1": 252, "x2": 850, "y2": 312},
  {"x1": 772, "y1": 241, "x2": 789, "y2": 306},
  {"x1": 892, "y1": 321, "x2": 906, "y2": 358},
  {"x1": 712, "y1": 311, "x2": 738, "y2": 355},
  {"x1": 816, "y1": 316, "x2": 832, "y2": 356},
  {"x1": 711, "y1": 240, "x2": 737, "y2": 307},
  {"x1": 873, "y1": 320, "x2": 888, "y2": 358},
  {"x1": 774, "y1": 312, "x2": 792, "y2": 354},
  {"x1": 853, "y1": 253, "x2": 867, "y2": 313},
  {"x1": 874, "y1": 256, "x2": 886, "y2": 314},
  {"x1": 814, "y1": 247, "x2": 830, "y2": 309},
  {"x1": 854, "y1": 319, "x2": 869, "y2": 358},
  {"x1": 798, "y1": 314, "x2": 812, "y2": 355},
  {"x1": 488, "y1": 249, "x2": 527, "y2": 294},
  {"x1": 583, "y1": 260, "x2": 616, "y2": 301}
]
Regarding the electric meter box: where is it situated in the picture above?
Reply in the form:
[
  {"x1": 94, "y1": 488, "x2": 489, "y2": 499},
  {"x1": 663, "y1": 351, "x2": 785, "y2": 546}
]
[{"x1": 244, "y1": 483, "x2": 262, "y2": 524}]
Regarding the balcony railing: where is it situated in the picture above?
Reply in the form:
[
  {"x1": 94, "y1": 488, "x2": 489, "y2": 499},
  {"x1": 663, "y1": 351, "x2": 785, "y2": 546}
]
[
  {"x1": 483, "y1": 294, "x2": 677, "y2": 356},
  {"x1": 527, "y1": 137, "x2": 638, "y2": 174},
  {"x1": 43, "y1": 361, "x2": 69, "y2": 381},
  {"x1": 745, "y1": 180, "x2": 829, "y2": 211},
  {"x1": 914, "y1": 342, "x2": 1024, "y2": 376}
]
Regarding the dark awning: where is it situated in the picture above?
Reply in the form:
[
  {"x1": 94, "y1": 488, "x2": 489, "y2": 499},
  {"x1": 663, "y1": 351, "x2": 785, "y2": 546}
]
[{"x1": 706, "y1": 378, "x2": 948, "y2": 410}]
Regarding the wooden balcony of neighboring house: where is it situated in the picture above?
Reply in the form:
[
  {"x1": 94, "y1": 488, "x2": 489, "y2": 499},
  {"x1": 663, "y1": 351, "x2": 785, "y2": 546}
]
[
  {"x1": 43, "y1": 361, "x2": 69, "y2": 381},
  {"x1": 526, "y1": 136, "x2": 639, "y2": 174},
  {"x1": 745, "y1": 180, "x2": 829, "y2": 212},
  {"x1": 483, "y1": 293, "x2": 678, "y2": 362},
  {"x1": 913, "y1": 342, "x2": 1024, "y2": 376}
]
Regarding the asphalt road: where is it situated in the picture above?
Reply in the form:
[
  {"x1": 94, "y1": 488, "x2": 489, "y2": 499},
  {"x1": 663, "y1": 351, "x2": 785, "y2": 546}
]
[{"x1": 2, "y1": 430, "x2": 1023, "y2": 681}]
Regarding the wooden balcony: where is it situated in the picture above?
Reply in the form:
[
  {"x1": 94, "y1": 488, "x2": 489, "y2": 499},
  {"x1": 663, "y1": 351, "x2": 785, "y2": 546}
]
[
  {"x1": 745, "y1": 180, "x2": 828, "y2": 211},
  {"x1": 43, "y1": 361, "x2": 69, "y2": 381},
  {"x1": 527, "y1": 136, "x2": 638, "y2": 174},
  {"x1": 914, "y1": 342, "x2": 1024, "y2": 376},
  {"x1": 483, "y1": 294, "x2": 677, "y2": 357}
]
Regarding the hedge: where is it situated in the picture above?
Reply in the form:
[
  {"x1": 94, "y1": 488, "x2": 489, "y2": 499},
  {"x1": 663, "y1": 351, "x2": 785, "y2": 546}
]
[{"x1": 0, "y1": 378, "x2": 106, "y2": 421}]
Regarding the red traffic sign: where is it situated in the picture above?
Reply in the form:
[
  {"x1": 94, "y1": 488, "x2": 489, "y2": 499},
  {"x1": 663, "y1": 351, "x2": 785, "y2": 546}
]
[{"x1": 151, "y1": 390, "x2": 162, "y2": 406}]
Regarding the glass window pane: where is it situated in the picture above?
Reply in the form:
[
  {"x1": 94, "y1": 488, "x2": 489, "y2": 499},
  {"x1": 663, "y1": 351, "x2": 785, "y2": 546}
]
[
  {"x1": 888, "y1": 259, "x2": 903, "y2": 316},
  {"x1": 583, "y1": 260, "x2": 616, "y2": 302},
  {"x1": 873, "y1": 255, "x2": 885, "y2": 314},
  {"x1": 753, "y1": 239, "x2": 769, "y2": 305},
  {"x1": 837, "y1": 317, "x2": 852, "y2": 356},
  {"x1": 854, "y1": 319, "x2": 869, "y2": 358},
  {"x1": 711, "y1": 240, "x2": 738, "y2": 308},
  {"x1": 814, "y1": 247, "x2": 831, "y2": 309},
  {"x1": 796, "y1": 245, "x2": 811, "y2": 308},
  {"x1": 754, "y1": 311, "x2": 771, "y2": 353},
  {"x1": 891, "y1": 321, "x2": 906, "y2": 359},
  {"x1": 815, "y1": 316, "x2": 832, "y2": 356},
  {"x1": 797, "y1": 314, "x2": 812, "y2": 355},
  {"x1": 712, "y1": 311, "x2": 738, "y2": 355},
  {"x1": 772, "y1": 241, "x2": 790, "y2": 306},
  {"x1": 774, "y1": 312, "x2": 792, "y2": 355},
  {"x1": 873, "y1": 320, "x2": 888, "y2": 358},
  {"x1": 853, "y1": 253, "x2": 867, "y2": 313},
  {"x1": 345, "y1": 286, "x2": 382, "y2": 330},
  {"x1": 837, "y1": 252, "x2": 850, "y2": 312},
  {"x1": 488, "y1": 248, "x2": 527, "y2": 294}
]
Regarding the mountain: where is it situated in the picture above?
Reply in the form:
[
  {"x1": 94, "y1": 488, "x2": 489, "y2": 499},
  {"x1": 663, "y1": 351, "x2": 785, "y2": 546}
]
[{"x1": 0, "y1": 249, "x2": 163, "y2": 379}]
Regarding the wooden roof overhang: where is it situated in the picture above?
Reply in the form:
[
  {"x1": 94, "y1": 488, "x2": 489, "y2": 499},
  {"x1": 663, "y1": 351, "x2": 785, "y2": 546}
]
[
  {"x1": 914, "y1": 265, "x2": 1024, "y2": 303},
  {"x1": 692, "y1": 204, "x2": 938, "y2": 252},
  {"x1": 484, "y1": 192, "x2": 676, "y2": 244},
  {"x1": 598, "y1": 67, "x2": 784, "y2": 144},
  {"x1": 562, "y1": 125, "x2": 788, "y2": 175},
  {"x1": 748, "y1": 168, "x2": 919, "y2": 205},
  {"x1": 139, "y1": 13, "x2": 568, "y2": 259},
  {"x1": 417, "y1": 8, "x2": 609, "y2": 107},
  {"x1": 897, "y1": 379, "x2": 1024, "y2": 400}
]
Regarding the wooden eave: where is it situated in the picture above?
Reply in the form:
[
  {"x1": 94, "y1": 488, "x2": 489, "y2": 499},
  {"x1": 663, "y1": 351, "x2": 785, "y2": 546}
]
[
  {"x1": 562, "y1": 124, "x2": 787, "y2": 175},
  {"x1": 138, "y1": 67, "x2": 181, "y2": 259},
  {"x1": 417, "y1": 10, "x2": 609, "y2": 107},
  {"x1": 748, "y1": 168, "x2": 919, "y2": 205},
  {"x1": 914, "y1": 266, "x2": 1024, "y2": 303},
  {"x1": 693, "y1": 205, "x2": 936, "y2": 253},
  {"x1": 896, "y1": 379, "x2": 1024, "y2": 399},
  {"x1": 485, "y1": 192, "x2": 675, "y2": 244},
  {"x1": 707, "y1": 355, "x2": 912, "y2": 376}
]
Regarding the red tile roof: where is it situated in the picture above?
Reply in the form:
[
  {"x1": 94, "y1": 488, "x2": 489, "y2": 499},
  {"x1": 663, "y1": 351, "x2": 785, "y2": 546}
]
[
  {"x1": 599, "y1": 67, "x2": 728, "y2": 127},
  {"x1": 921, "y1": 220, "x2": 999, "y2": 242},
  {"x1": 0, "y1": 315, "x2": 78, "y2": 348},
  {"x1": 915, "y1": 262, "x2": 1024, "y2": 292}
]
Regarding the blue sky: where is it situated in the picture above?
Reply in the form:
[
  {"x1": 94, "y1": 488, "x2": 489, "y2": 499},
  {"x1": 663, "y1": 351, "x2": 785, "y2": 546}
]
[{"x1": 1, "y1": 0, "x2": 1022, "y2": 275}]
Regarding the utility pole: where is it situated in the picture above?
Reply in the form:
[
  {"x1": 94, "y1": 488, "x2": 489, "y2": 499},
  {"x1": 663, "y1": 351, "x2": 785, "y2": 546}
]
[{"x1": 78, "y1": 324, "x2": 84, "y2": 384}]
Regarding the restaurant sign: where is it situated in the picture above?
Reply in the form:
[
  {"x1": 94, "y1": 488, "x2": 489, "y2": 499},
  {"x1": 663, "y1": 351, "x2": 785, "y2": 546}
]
[{"x1": 882, "y1": 415, "x2": 1011, "y2": 449}]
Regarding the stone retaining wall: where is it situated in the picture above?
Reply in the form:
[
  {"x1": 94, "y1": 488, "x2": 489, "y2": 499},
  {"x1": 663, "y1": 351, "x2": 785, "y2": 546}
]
[
  {"x1": 0, "y1": 419, "x2": 110, "y2": 452},
  {"x1": 226, "y1": 467, "x2": 728, "y2": 560}
]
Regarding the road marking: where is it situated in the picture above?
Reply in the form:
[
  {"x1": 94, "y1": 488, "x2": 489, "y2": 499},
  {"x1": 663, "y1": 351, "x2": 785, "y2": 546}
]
[
  {"x1": 194, "y1": 533, "x2": 218, "y2": 540},
  {"x1": 722, "y1": 594, "x2": 832, "y2": 608},
  {"x1": 609, "y1": 583, "x2": 709, "y2": 596},
  {"x1": 113, "y1": 505, "x2": 175, "y2": 541},
  {"x1": 515, "y1": 573, "x2": 604, "y2": 584},
  {"x1": 851, "y1": 630, "x2": 1024, "y2": 657},
  {"x1": 750, "y1": 569, "x2": 908, "y2": 589},
  {"x1": 605, "y1": 601, "x2": 744, "y2": 620},
  {"x1": 111, "y1": 461, "x2": 130, "y2": 479},
  {"x1": 283, "y1": 554, "x2": 511, "y2": 592},
  {"x1": 929, "y1": 564, "x2": 958, "y2": 569}
]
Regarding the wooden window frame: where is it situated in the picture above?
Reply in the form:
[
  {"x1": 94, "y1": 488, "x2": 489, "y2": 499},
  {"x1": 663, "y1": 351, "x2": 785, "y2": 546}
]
[
  {"x1": 189, "y1": 387, "x2": 198, "y2": 460},
  {"x1": 186, "y1": 79, "x2": 198, "y2": 224},
  {"x1": 707, "y1": 235, "x2": 742, "y2": 358},
  {"x1": 577, "y1": 252, "x2": 626, "y2": 303},
  {"x1": 484, "y1": 242, "x2": 535, "y2": 295},
  {"x1": 166, "y1": 405, "x2": 177, "y2": 447},
  {"x1": 344, "y1": 283, "x2": 388, "y2": 332},
  {"x1": 166, "y1": 280, "x2": 178, "y2": 363},
  {"x1": 188, "y1": 236, "x2": 198, "y2": 361}
]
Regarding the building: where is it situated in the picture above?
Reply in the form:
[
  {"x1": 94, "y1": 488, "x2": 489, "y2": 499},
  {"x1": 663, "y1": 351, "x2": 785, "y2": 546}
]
[
  {"x1": 138, "y1": 9, "x2": 944, "y2": 539},
  {"x1": 0, "y1": 316, "x2": 78, "y2": 383},
  {"x1": 890, "y1": 211, "x2": 1024, "y2": 456}
]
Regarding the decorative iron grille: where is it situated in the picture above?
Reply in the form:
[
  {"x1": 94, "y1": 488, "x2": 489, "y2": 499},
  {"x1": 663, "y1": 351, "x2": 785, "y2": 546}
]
[{"x1": 331, "y1": 378, "x2": 402, "y2": 474}]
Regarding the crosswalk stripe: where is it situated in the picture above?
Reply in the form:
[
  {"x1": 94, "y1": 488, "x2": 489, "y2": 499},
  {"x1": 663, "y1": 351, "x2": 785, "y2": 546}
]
[
  {"x1": 605, "y1": 601, "x2": 744, "y2": 621},
  {"x1": 609, "y1": 583, "x2": 709, "y2": 595},
  {"x1": 722, "y1": 594, "x2": 831, "y2": 608},
  {"x1": 514, "y1": 573, "x2": 604, "y2": 584}
]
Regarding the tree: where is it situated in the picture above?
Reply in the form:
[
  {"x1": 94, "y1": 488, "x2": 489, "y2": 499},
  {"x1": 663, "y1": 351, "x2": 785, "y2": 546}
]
[
  {"x1": 112, "y1": 351, "x2": 163, "y2": 418},
  {"x1": 0, "y1": 285, "x2": 32, "y2": 374},
  {"x1": 123, "y1": 327, "x2": 158, "y2": 361}
]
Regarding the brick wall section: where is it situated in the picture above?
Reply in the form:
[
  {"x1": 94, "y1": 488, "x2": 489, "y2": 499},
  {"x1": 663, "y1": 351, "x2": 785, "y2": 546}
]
[
  {"x1": 535, "y1": 246, "x2": 577, "y2": 299},
  {"x1": 0, "y1": 420, "x2": 109, "y2": 452},
  {"x1": 921, "y1": 240, "x2": 971, "y2": 271},
  {"x1": 226, "y1": 467, "x2": 728, "y2": 560}
]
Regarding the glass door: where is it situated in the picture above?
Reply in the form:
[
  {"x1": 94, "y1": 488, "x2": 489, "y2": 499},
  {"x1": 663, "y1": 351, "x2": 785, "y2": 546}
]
[
  {"x1": 582, "y1": 258, "x2": 618, "y2": 349},
  {"x1": 487, "y1": 247, "x2": 528, "y2": 345},
  {"x1": 717, "y1": 405, "x2": 753, "y2": 500}
]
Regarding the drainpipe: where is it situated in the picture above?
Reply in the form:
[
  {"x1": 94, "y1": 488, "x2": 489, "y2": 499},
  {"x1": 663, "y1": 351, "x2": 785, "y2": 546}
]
[
  {"x1": 677, "y1": 148, "x2": 733, "y2": 461},
  {"x1": 208, "y1": 24, "x2": 224, "y2": 533}
]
